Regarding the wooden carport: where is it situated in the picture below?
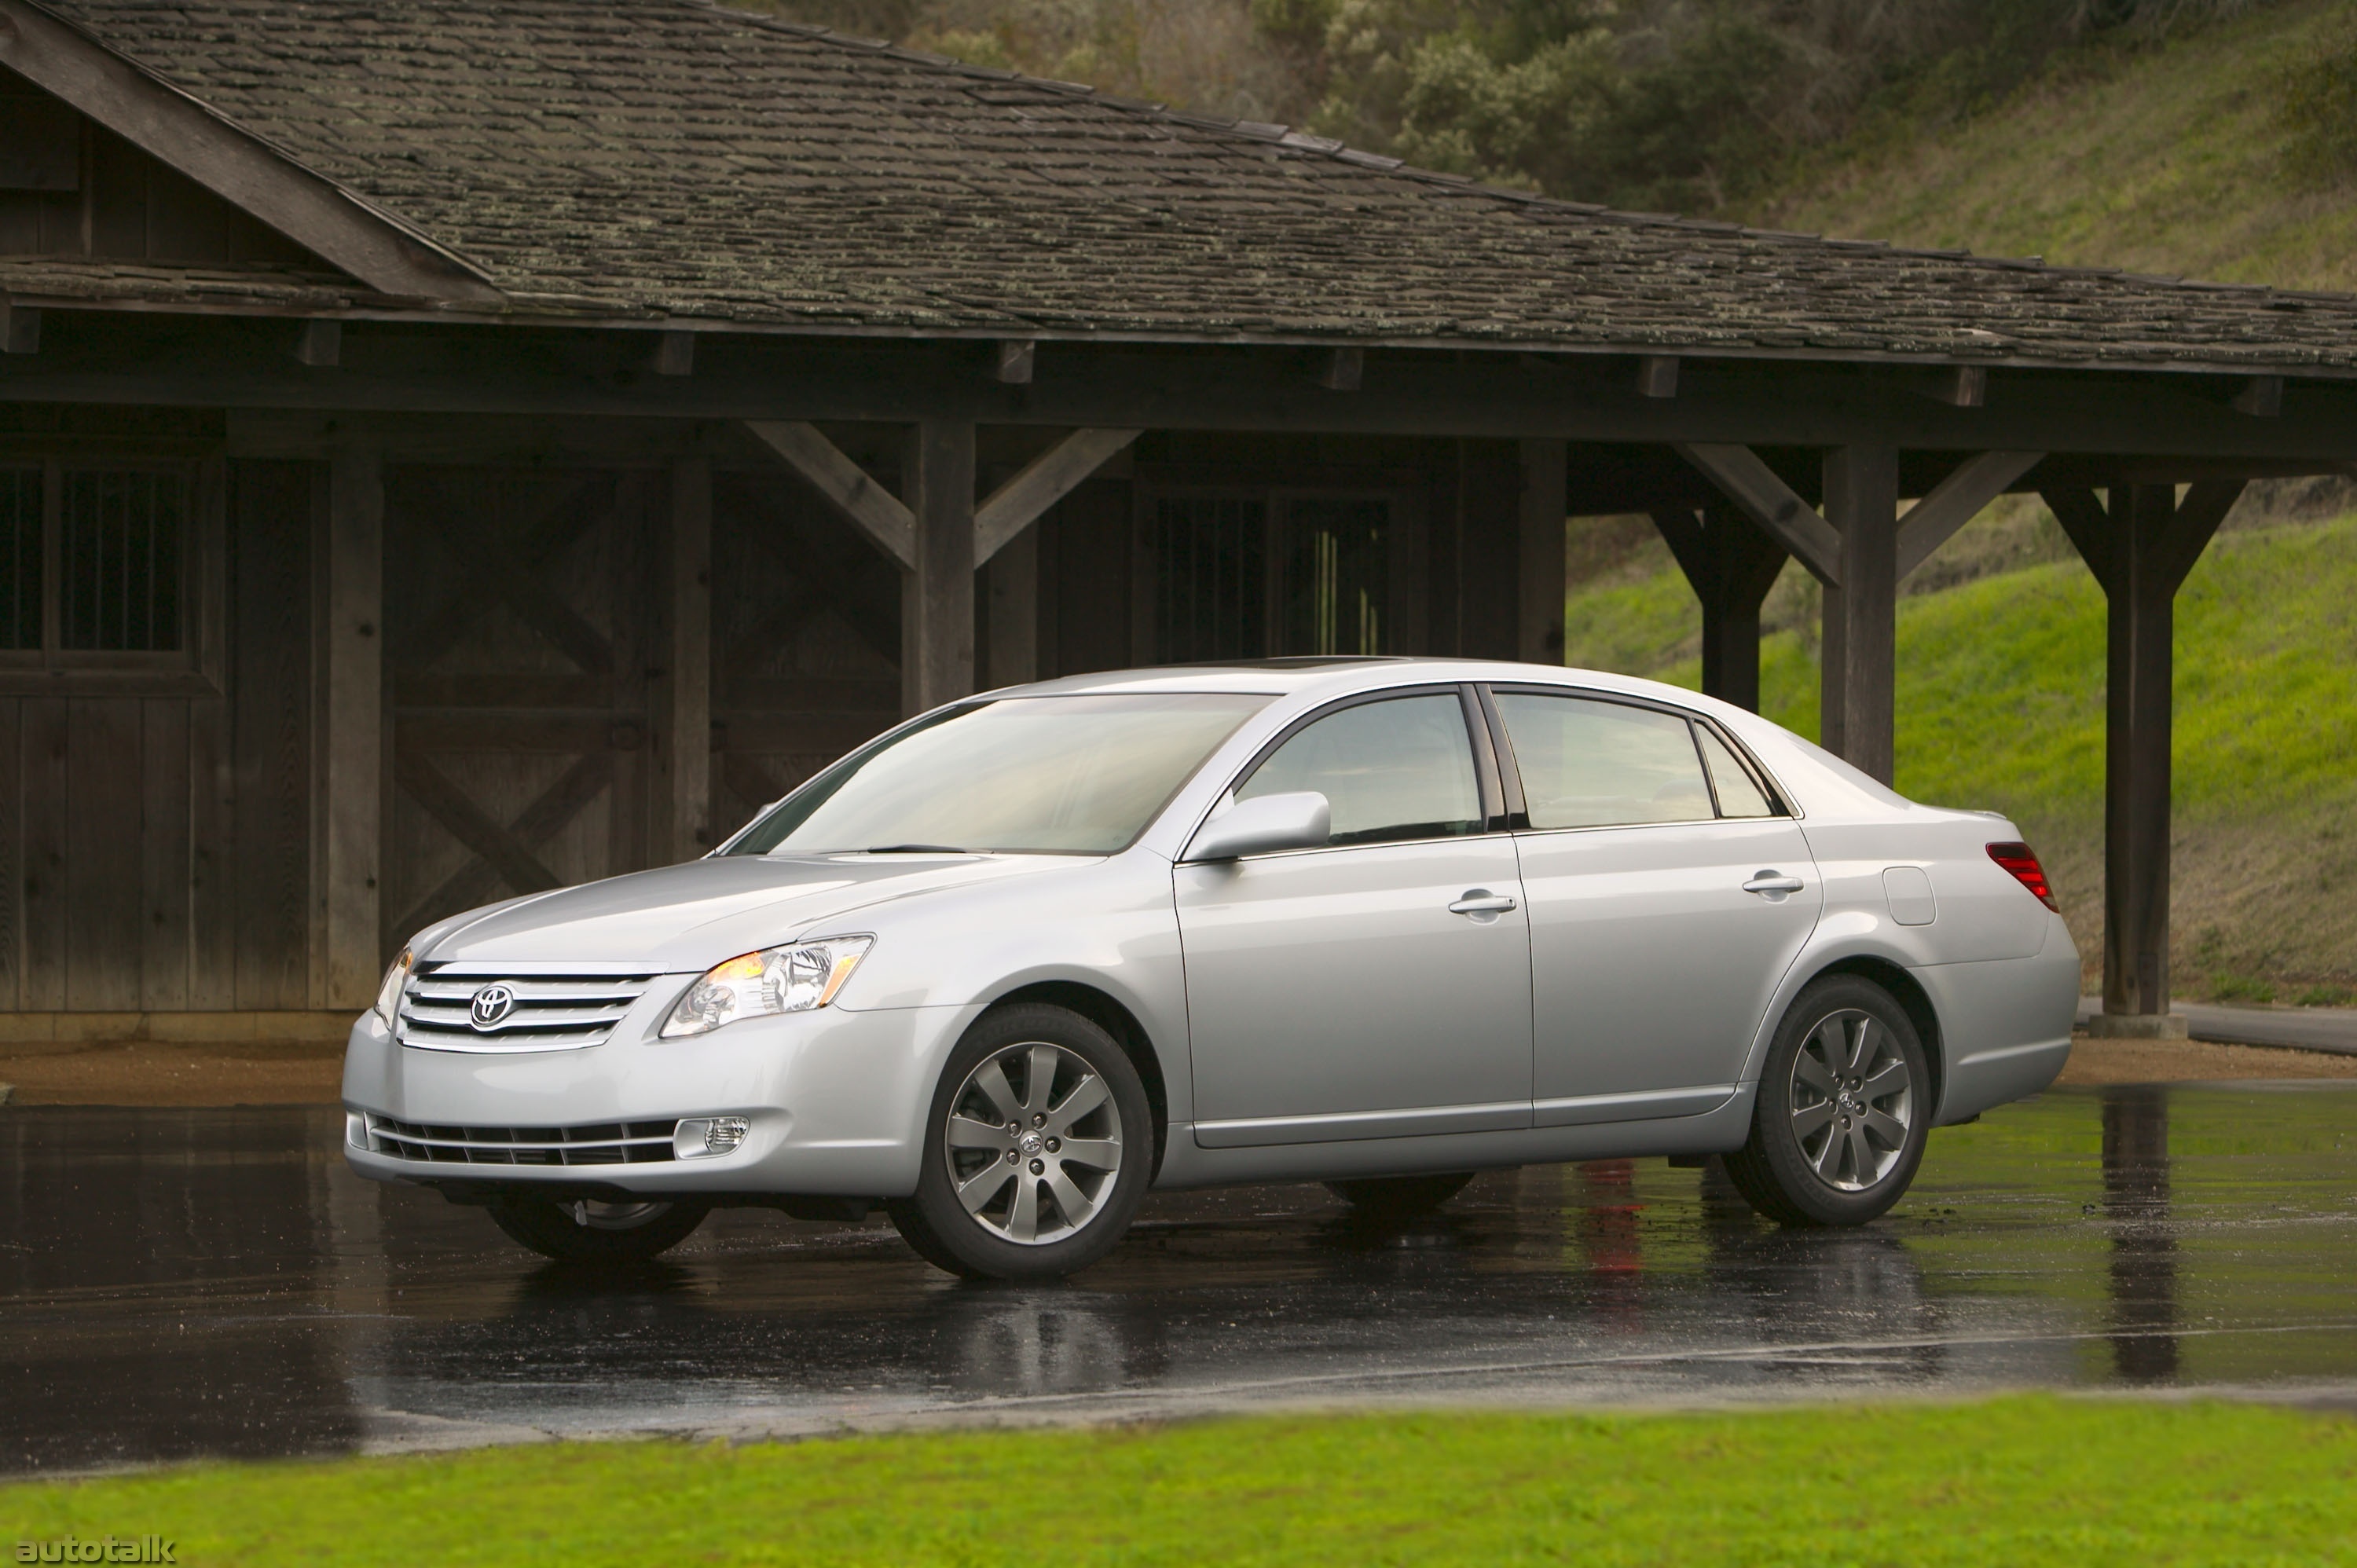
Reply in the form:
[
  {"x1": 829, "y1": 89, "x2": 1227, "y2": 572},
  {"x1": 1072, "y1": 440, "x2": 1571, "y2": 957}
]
[{"x1": 2, "y1": 0, "x2": 2353, "y2": 1039}]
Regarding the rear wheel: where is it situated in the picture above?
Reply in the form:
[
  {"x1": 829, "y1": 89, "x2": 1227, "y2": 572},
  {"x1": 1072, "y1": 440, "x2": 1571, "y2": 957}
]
[
  {"x1": 1723, "y1": 976, "x2": 1930, "y2": 1227},
  {"x1": 487, "y1": 1195, "x2": 709, "y2": 1263},
  {"x1": 1325, "y1": 1171, "x2": 1476, "y2": 1217},
  {"x1": 888, "y1": 1003, "x2": 1153, "y2": 1280}
]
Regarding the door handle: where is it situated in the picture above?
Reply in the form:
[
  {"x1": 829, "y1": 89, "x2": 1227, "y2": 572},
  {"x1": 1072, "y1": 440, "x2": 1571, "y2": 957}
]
[
  {"x1": 1448, "y1": 889, "x2": 1519, "y2": 917},
  {"x1": 1743, "y1": 871, "x2": 1805, "y2": 897}
]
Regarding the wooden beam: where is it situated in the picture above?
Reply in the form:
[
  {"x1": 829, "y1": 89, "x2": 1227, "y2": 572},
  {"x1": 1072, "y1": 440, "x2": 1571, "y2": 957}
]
[
  {"x1": 1673, "y1": 442, "x2": 1843, "y2": 585},
  {"x1": 0, "y1": 299, "x2": 37, "y2": 354},
  {"x1": 293, "y1": 319, "x2": 340, "y2": 367},
  {"x1": 985, "y1": 526, "x2": 1038, "y2": 687},
  {"x1": 1820, "y1": 445, "x2": 1900, "y2": 782},
  {"x1": 996, "y1": 339, "x2": 1036, "y2": 384},
  {"x1": 744, "y1": 419, "x2": 915, "y2": 570},
  {"x1": 323, "y1": 447, "x2": 383, "y2": 1005},
  {"x1": 2231, "y1": 375, "x2": 2283, "y2": 417},
  {"x1": 973, "y1": 427, "x2": 1142, "y2": 564},
  {"x1": 1894, "y1": 449, "x2": 2044, "y2": 577},
  {"x1": 1517, "y1": 438, "x2": 1567, "y2": 664},
  {"x1": 2043, "y1": 485, "x2": 2116, "y2": 584},
  {"x1": 1635, "y1": 355, "x2": 1680, "y2": 399},
  {"x1": 1912, "y1": 365, "x2": 1988, "y2": 408},
  {"x1": 15, "y1": 330, "x2": 2357, "y2": 462},
  {"x1": 905, "y1": 419, "x2": 977, "y2": 714},
  {"x1": 1319, "y1": 346, "x2": 1364, "y2": 391},
  {"x1": 653, "y1": 330, "x2": 695, "y2": 377},
  {"x1": 1650, "y1": 504, "x2": 1786, "y2": 713},
  {"x1": 0, "y1": 0, "x2": 501, "y2": 302},
  {"x1": 658, "y1": 456, "x2": 713, "y2": 863}
]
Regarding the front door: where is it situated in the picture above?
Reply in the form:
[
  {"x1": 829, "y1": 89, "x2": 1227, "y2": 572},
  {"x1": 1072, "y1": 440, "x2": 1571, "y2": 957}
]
[
  {"x1": 1487, "y1": 688, "x2": 1822, "y2": 1127},
  {"x1": 1177, "y1": 689, "x2": 1533, "y2": 1148}
]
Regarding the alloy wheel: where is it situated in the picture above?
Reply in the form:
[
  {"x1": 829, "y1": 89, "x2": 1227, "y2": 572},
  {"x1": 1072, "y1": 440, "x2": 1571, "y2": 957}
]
[
  {"x1": 942, "y1": 1041, "x2": 1124, "y2": 1246},
  {"x1": 1789, "y1": 1008, "x2": 1915, "y2": 1192}
]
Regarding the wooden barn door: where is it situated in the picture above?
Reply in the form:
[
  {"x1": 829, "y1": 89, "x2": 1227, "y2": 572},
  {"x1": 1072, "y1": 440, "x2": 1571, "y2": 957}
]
[{"x1": 381, "y1": 466, "x2": 662, "y2": 951}]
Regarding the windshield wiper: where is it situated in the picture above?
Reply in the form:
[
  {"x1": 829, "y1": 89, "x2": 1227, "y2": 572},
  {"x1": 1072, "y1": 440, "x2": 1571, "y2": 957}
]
[{"x1": 860, "y1": 844, "x2": 970, "y2": 854}]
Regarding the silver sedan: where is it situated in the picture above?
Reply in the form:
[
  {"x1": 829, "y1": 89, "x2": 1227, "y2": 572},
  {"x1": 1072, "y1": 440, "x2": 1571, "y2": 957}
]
[{"x1": 342, "y1": 659, "x2": 2080, "y2": 1278}]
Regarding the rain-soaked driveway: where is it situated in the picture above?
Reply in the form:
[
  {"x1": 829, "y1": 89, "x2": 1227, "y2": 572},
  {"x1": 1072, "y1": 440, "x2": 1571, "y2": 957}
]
[{"x1": 4, "y1": 1081, "x2": 2355, "y2": 1475}]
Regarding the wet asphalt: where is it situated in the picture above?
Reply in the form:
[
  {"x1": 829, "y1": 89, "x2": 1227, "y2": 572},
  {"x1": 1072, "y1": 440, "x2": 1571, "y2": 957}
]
[{"x1": 2, "y1": 1082, "x2": 2355, "y2": 1475}]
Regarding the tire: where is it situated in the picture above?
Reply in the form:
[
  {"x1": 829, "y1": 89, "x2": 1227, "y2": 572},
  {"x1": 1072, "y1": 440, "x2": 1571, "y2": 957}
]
[
  {"x1": 1325, "y1": 1171, "x2": 1476, "y2": 1216},
  {"x1": 1723, "y1": 975, "x2": 1931, "y2": 1227},
  {"x1": 486, "y1": 1195, "x2": 709, "y2": 1263},
  {"x1": 888, "y1": 1002, "x2": 1153, "y2": 1281}
]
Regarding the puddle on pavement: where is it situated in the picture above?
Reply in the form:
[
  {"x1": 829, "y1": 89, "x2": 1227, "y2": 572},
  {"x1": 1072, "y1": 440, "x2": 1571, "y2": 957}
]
[{"x1": 2, "y1": 1083, "x2": 2352, "y2": 1474}]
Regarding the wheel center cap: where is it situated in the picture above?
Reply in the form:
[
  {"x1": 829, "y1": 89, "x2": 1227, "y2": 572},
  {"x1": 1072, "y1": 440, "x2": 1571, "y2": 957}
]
[
  {"x1": 1838, "y1": 1092, "x2": 1862, "y2": 1115},
  {"x1": 1020, "y1": 1130, "x2": 1045, "y2": 1157}
]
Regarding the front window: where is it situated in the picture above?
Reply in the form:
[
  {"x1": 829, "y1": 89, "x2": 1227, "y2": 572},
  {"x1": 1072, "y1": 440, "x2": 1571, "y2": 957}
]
[
  {"x1": 1235, "y1": 692, "x2": 1480, "y2": 846},
  {"x1": 724, "y1": 693, "x2": 1270, "y2": 856}
]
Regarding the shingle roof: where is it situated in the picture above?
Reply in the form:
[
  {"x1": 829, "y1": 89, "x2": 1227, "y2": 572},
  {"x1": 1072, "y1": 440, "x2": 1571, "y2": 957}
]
[{"x1": 20, "y1": 0, "x2": 2357, "y2": 371}]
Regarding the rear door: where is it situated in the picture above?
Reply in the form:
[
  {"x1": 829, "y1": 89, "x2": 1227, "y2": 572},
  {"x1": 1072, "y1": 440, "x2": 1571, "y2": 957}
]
[{"x1": 1485, "y1": 687, "x2": 1821, "y2": 1127}]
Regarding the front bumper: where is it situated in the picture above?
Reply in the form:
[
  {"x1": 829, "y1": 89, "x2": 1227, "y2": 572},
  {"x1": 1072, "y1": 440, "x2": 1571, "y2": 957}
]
[{"x1": 340, "y1": 991, "x2": 977, "y2": 1198}]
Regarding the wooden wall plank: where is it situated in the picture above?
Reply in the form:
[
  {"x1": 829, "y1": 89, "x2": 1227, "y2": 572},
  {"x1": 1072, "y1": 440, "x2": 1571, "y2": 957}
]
[
  {"x1": 232, "y1": 460, "x2": 316, "y2": 1010},
  {"x1": 20, "y1": 698, "x2": 67, "y2": 1010},
  {"x1": 140, "y1": 697, "x2": 191, "y2": 1010},
  {"x1": 0, "y1": 700, "x2": 19, "y2": 1010},
  {"x1": 188, "y1": 691, "x2": 234, "y2": 1009},
  {"x1": 65, "y1": 698, "x2": 144, "y2": 1011},
  {"x1": 321, "y1": 449, "x2": 383, "y2": 1009}
]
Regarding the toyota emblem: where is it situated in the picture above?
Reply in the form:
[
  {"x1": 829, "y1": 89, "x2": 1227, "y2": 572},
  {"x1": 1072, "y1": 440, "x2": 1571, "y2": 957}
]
[{"x1": 468, "y1": 984, "x2": 518, "y2": 1030}]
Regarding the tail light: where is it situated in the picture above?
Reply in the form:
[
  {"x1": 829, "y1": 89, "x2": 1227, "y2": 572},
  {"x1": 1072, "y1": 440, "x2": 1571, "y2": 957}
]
[{"x1": 1986, "y1": 842, "x2": 2058, "y2": 911}]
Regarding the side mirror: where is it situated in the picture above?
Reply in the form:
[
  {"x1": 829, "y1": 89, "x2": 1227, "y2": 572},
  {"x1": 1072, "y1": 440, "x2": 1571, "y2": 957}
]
[{"x1": 1184, "y1": 792, "x2": 1331, "y2": 862}]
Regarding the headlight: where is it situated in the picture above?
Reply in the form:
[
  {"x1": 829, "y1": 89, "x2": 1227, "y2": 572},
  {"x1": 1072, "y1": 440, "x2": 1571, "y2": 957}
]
[
  {"x1": 661, "y1": 936, "x2": 872, "y2": 1039},
  {"x1": 374, "y1": 948, "x2": 413, "y2": 1026}
]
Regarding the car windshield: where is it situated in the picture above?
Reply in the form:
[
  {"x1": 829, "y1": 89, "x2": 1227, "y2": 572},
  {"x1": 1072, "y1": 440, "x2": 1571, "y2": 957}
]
[{"x1": 722, "y1": 693, "x2": 1272, "y2": 856}]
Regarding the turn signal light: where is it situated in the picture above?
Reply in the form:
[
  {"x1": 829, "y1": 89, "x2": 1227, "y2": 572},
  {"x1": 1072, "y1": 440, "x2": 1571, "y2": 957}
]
[{"x1": 1986, "y1": 842, "x2": 2058, "y2": 911}]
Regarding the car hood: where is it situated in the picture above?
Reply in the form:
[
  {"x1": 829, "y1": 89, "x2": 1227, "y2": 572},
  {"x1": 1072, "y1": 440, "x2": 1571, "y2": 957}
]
[{"x1": 420, "y1": 853, "x2": 1076, "y2": 969}]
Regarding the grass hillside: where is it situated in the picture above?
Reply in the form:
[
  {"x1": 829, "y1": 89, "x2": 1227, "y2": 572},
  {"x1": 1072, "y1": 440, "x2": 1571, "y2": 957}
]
[
  {"x1": 1571, "y1": 2, "x2": 2357, "y2": 1003},
  {"x1": 1751, "y1": 0, "x2": 2357, "y2": 292}
]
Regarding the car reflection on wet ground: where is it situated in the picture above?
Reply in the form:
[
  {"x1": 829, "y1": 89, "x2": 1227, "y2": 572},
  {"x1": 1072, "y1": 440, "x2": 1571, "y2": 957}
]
[{"x1": 2, "y1": 1082, "x2": 2353, "y2": 1475}]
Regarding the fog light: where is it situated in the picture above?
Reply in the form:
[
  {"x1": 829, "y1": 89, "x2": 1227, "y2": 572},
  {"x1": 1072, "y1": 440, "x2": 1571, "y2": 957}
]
[
  {"x1": 673, "y1": 1116, "x2": 750, "y2": 1159},
  {"x1": 346, "y1": 1112, "x2": 368, "y2": 1150}
]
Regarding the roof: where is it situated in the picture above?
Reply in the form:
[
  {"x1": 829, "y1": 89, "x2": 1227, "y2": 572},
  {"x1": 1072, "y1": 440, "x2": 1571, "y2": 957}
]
[{"x1": 13, "y1": 0, "x2": 2357, "y2": 372}]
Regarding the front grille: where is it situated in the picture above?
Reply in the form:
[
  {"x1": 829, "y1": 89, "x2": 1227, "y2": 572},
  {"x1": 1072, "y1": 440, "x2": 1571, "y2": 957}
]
[
  {"x1": 396, "y1": 967, "x2": 658, "y2": 1053},
  {"x1": 366, "y1": 1115, "x2": 679, "y2": 1165}
]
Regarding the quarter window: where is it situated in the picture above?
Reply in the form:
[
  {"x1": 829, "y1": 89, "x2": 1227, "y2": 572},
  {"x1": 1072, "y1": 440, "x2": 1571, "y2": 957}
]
[
  {"x1": 1494, "y1": 692, "x2": 1717, "y2": 829},
  {"x1": 1696, "y1": 724, "x2": 1776, "y2": 818},
  {"x1": 1237, "y1": 692, "x2": 1480, "y2": 846}
]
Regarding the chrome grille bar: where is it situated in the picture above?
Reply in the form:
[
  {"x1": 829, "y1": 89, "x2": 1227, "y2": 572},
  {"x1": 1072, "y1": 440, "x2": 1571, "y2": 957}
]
[
  {"x1": 365, "y1": 1115, "x2": 679, "y2": 1166},
  {"x1": 396, "y1": 966, "x2": 659, "y2": 1053}
]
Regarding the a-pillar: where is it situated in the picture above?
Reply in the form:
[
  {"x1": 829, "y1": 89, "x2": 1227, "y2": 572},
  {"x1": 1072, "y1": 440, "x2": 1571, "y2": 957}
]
[
  {"x1": 2049, "y1": 481, "x2": 2240, "y2": 1032},
  {"x1": 903, "y1": 419, "x2": 977, "y2": 713},
  {"x1": 321, "y1": 445, "x2": 382, "y2": 1006},
  {"x1": 1820, "y1": 445, "x2": 1899, "y2": 782},
  {"x1": 1650, "y1": 503, "x2": 1787, "y2": 713}
]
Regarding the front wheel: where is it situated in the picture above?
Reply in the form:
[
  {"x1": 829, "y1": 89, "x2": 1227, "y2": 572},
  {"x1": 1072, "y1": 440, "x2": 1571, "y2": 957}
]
[
  {"x1": 1722, "y1": 976, "x2": 1930, "y2": 1227},
  {"x1": 888, "y1": 1003, "x2": 1153, "y2": 1280},
  {"x1": 486, "y1": 1195, "x2": 709, "y2": 1263}
]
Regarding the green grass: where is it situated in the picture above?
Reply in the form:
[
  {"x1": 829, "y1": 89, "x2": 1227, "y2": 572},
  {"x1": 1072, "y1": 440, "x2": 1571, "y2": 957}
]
[
  {"x1": 1566, "y1": 516, "x2": 2357, "y2": 996},
  {"x1": 1750, "y1": 0, "x2": 2357, "y2": 295},
  {"x1": 5, "y1": 1398, "x2": 2355, "y2": 1566}
]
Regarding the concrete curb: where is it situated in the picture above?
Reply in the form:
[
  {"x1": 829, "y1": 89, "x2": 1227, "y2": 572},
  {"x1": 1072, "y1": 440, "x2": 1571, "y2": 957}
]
[{"x1": 2078, "y1": 998, "x2": 2357, "y2": 1056}]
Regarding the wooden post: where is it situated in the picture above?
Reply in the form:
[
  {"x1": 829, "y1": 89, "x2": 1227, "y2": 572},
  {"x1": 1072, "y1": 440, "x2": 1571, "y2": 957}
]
[
  {"x1": 323, "y1": 447, "x2": 382, "y2": 1006},
  {"x1": 985, "y1": 525, "x2": 1038, "y2": 687},
  {"x1": 654, "y1": 456, "x2": 712, "y2": 863},
  {"x1": 1516, "y1": 439, "x2": 1567, "y2": 665},
  {"x1": 2046, "y1": 480, "x2": 2240, "y2": 1033},
  {"x1": 904, "y1": 419, "x2": 977, "y2": 713},
  {"x1": 1651, "y1": 504, "x2": 1787, "y2": 713},
  {"x1": 1820, "y1": 445, "x2": 1899, "y2": 783}
]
